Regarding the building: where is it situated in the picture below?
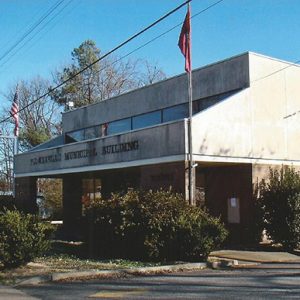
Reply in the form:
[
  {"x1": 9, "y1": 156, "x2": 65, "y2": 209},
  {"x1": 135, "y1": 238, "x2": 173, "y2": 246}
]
[{"x1": 14, "y1": 52, "x2": 300, "y2": 240}]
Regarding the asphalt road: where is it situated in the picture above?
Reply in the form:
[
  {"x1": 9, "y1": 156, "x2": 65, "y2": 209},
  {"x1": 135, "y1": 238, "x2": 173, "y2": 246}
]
[{"x1": 14, "y1": 263, "x2": 300, "y2": 299}]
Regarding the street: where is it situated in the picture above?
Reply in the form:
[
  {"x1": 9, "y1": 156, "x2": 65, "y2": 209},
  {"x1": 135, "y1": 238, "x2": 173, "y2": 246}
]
[{"x1": 15, "y1": 263, "x2": 300, "y2": 299}]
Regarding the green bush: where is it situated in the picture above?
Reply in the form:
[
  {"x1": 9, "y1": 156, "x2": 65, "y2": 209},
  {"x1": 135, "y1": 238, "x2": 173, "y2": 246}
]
[
  {"x1": 0, "y1": 209, "x2": 54, "y2": 268},
  {"x1": 176, "y1": 207, "x2": 228, "y2": 260},
  {"x1": 87, "y1": 190, "x2": 228, "y2": 261},
  {"x1": 258, "y1": 166, "x2": 300, "y2": 250}
]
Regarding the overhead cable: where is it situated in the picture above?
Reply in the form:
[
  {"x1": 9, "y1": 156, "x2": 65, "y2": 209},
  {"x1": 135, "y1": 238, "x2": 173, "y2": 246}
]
[
  {"x1": 0, "y1": 0, "x2": 66, "y2": 64},
  {"x1": 2, "y1": 0, "x2": 192, "y2": 124}
]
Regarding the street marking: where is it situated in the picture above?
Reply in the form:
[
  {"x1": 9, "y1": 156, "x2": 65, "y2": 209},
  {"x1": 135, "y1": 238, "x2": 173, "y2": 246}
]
[{"x1": 89, "y1": 288, "x2": 148, "y2": 298}]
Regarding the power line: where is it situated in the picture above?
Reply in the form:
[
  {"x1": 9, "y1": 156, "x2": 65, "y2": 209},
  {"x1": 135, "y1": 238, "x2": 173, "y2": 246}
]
[
  {"x1": 80, "y1": 0, "x2": 227, "y2": 92},
  {"x1": 4, "y1": 0, "x2": 299, "y2": 128},
  {"x1": 4, "y1": 0, "x2": 229, "y2": 125},
  {"x1": 0, "y1": 0, "x2": 66, "y2": 65},
  {"x1": 0, "y1": 0, "x2": 74, "y2": 71},
  {"x1": 2, "y1": 0, "x2": 192, "y2": 125}
]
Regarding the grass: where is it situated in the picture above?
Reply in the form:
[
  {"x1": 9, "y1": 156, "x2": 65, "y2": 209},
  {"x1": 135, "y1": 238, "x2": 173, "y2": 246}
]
[
  {"x1": 0, "y1": 241, "x2": 161, "y2": 285},
  {"x1": 35, "y1": 254, "x2": 161, "y2": 270}
]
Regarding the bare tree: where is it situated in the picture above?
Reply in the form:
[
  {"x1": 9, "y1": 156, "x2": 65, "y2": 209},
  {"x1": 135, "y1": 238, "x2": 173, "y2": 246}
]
[
  {"x1": 136, "y1": 60, "x2": 166, "y2": 86},
  {"x1": 4, "y1": 77, "x2": 62, "y2": 150},
  {"x1": 51, "y1": 40, "x2": 166, "y2": 108},
  {"x1": 0, "y1": 123, "x2": 15, "y2": 193}
]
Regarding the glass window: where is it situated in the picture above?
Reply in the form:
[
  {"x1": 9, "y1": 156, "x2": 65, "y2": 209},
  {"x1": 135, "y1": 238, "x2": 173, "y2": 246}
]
[
  {"x1": 132, "y1": 111, "x2": 161, "y2": 130},
  {"x1": 194, "y1": 90, "x2": 240, "y2": 114},
  {"x1": 65, "y1": 129, "x2": 85, "y2": 143},
  {"x1": 107, "y1": 118, "x2": 131, "y2": 135},
  {"x1": 163, "y1": 103, "x2": 188, "y2": 122},
  {"x1": 85, "y1": 126, "x2": 101, "y2": 140},
  {"x1": 199, "y1": 97, "x2": 220, "y2": 111}
]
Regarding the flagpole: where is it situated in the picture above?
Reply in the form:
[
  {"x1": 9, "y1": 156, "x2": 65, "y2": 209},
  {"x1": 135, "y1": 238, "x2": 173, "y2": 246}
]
[
  {"x1": 187, "y1": 3, "x2": 194, "y2": 205},
  {"x1": 178, "y1": 3, "x2": 194, "y2": 205},
  {"x1": 13, "y1": 136, "x2": 18, "y2": 198},
  {"x1": 188, "y1": 68, "x2": 194, "y2": 205}
]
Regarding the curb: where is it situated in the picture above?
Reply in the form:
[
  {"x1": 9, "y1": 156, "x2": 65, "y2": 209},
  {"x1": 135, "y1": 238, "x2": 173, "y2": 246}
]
[
  {"x1": 52, "y1": 262, "x2": 207, "y2": 282},
  {"x1": 123, "y1": 262, "x2": 207, "y2": 276},
  {"x1": 52, "y1": 269, "x2": 124, "y2": 281},
  {"x1": 16, "y1": 275, "x2": 51, "y2": 286},
  {"x1": 15, "y1": 262, "x2": 207, "y2": 285},
  {"x1": 208, "y1": 259, "x2": 260, "y2": 269}
]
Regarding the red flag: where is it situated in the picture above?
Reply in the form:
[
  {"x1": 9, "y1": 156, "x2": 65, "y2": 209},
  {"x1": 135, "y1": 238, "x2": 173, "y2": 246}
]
[
  {"x1": 102, "y1": 123, "x2": 108, "y2": 136},
  {"x1": 178, "y1": 6, "x2": 191, "y2": 73},
  {"x1": 10, "y1": 89, "x2": 19, "y2": 137}
]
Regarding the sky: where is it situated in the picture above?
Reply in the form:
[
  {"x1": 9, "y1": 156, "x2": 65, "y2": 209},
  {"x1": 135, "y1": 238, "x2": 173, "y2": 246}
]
[{"x1": 1, "y1": 0, "x2": 300, "y2": 105}]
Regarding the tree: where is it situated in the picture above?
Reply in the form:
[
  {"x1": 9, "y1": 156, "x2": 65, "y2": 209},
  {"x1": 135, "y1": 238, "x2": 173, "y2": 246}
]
[
  {"x1": 0, "y1": 123, "x2": 14, "y2": 193},
  {"x1": 5, "y1": 77, "x2": 62, "y2": 150},
  {"x1": 51, "y1": 40, "x2": 101, "y2": 107},
  {"x1": 1, "y1": 77, "x2": 62, "y2": 193},
  {"x1": 38, "y1": 178, "x2": 63, "y2": 219},
  {"x1": 257, "y1": 166, "x2": 300, "y2": 250},
  {"x1": 136, "y1": 60, "x2": 166, "y2": 86},
  {"x1": 51, "y1": 40, "x2": 166, "y2": 108}
]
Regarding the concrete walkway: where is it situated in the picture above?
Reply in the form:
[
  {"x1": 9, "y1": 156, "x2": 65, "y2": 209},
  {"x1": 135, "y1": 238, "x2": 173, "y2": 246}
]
[
  {"x1": 210, "y1": 249, "x2": 300, "y2": 263},
  {"x1": 1, "y1": 248, "x2": 299, "y2": 297}
]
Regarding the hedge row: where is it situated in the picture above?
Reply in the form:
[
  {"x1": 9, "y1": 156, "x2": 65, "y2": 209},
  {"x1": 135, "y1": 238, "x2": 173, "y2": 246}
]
[{"x1": 86, "y1": 189, "x2": 228, "y2": 261}]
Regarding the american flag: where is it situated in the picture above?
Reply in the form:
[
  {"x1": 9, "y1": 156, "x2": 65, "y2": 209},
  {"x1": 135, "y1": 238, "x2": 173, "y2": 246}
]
[{"x1": 10, "y1": 89, "x2": 19, "y2": 137}]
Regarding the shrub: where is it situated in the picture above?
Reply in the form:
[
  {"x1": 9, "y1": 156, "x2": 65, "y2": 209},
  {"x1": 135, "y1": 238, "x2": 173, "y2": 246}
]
[
  {"x1": 176, "y1": 207, "x2": 228, "y2": 261},
  {"x1": 258, "y1": 166, "x2": 300, "y2": 250},
  {"x1": 0, "y1": 209, "x2": 54, "y2": 268},
  {"x1": 87, "y1": 189, "x2": 228, "y2": 261},
  {"x1": 242, "y1": 183, "x2": 265, "y2": 244}
]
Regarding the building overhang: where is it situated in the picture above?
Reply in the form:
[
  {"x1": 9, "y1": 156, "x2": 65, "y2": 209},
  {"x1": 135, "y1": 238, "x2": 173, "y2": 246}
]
[
  {"x1": 15, "y1": 120, "x2": 187, "y2": 178},
  {"x1": 15, "y1": 154, "x2": 186, "y2": 178}
]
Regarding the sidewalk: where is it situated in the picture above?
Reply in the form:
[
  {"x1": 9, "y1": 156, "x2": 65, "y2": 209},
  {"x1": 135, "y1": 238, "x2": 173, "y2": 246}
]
[
  {"x1": 5, "y1": 249, "x2": 300, "y2": 287},
  {"x1": 210, "y1": 249, "x2": 300, "y2": 263}
]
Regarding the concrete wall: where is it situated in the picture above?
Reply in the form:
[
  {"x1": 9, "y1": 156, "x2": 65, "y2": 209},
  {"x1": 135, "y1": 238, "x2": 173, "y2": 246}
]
[
  {"x1": 15, "y1": 177, "x2": 38, "y2": 214},
  {"x1": 15, "y1": 120, "x2": 186, "y2": 177},
  {"x1": 15, "y1": 52, "x2": 300, "y2": 178},
  {"x1": 192, "y1": 53, "x2": 300, "y2": 165},
  {"x1": 139, "y1": 162, "x2": 186, "y2": 194},
  {"x1": 62, "y1": 53, "x2": 250, "y2": 133},
  {"x1": 62, "y1": 174, "x2": 83, "y2": 238},
  {"x1": 249, "y1": 53, "x2": 300, "y2": 161}
]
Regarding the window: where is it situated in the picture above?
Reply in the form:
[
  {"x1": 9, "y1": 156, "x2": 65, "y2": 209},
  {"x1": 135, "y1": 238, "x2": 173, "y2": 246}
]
[
  {"x1": 107, "y1": 118, "x2": 131, "y2": 135},
  {"x1": 198, "y1": 97, "x2": 220, "y2": 111},
  {"x1": 65, "y1": 129, "x2": 85, "y2": 143},
  {"x1": 85, "y1": 126, "x2": 101, "y2": 140},
  {"x1": 132, "y1": 111, "x2": 161, "y2": 130},
  {"x1": 163, "y1": 103, "x2": 188, "y2": 122},
  {"x1": 194, "y1": 90, "x2": 240, "y2": 114}
]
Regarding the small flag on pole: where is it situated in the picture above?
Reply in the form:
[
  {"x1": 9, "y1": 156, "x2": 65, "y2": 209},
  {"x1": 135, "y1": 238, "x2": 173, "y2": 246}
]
[
  {"x1": 102, "y1": 123, "x2": 108, "y2": 136},
  {"x1": 10, "y1": 88, "x2": 19, "y2": 137},
  {"x1": 178, "y1": 5, "x2": 191, "y2": 73}
]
